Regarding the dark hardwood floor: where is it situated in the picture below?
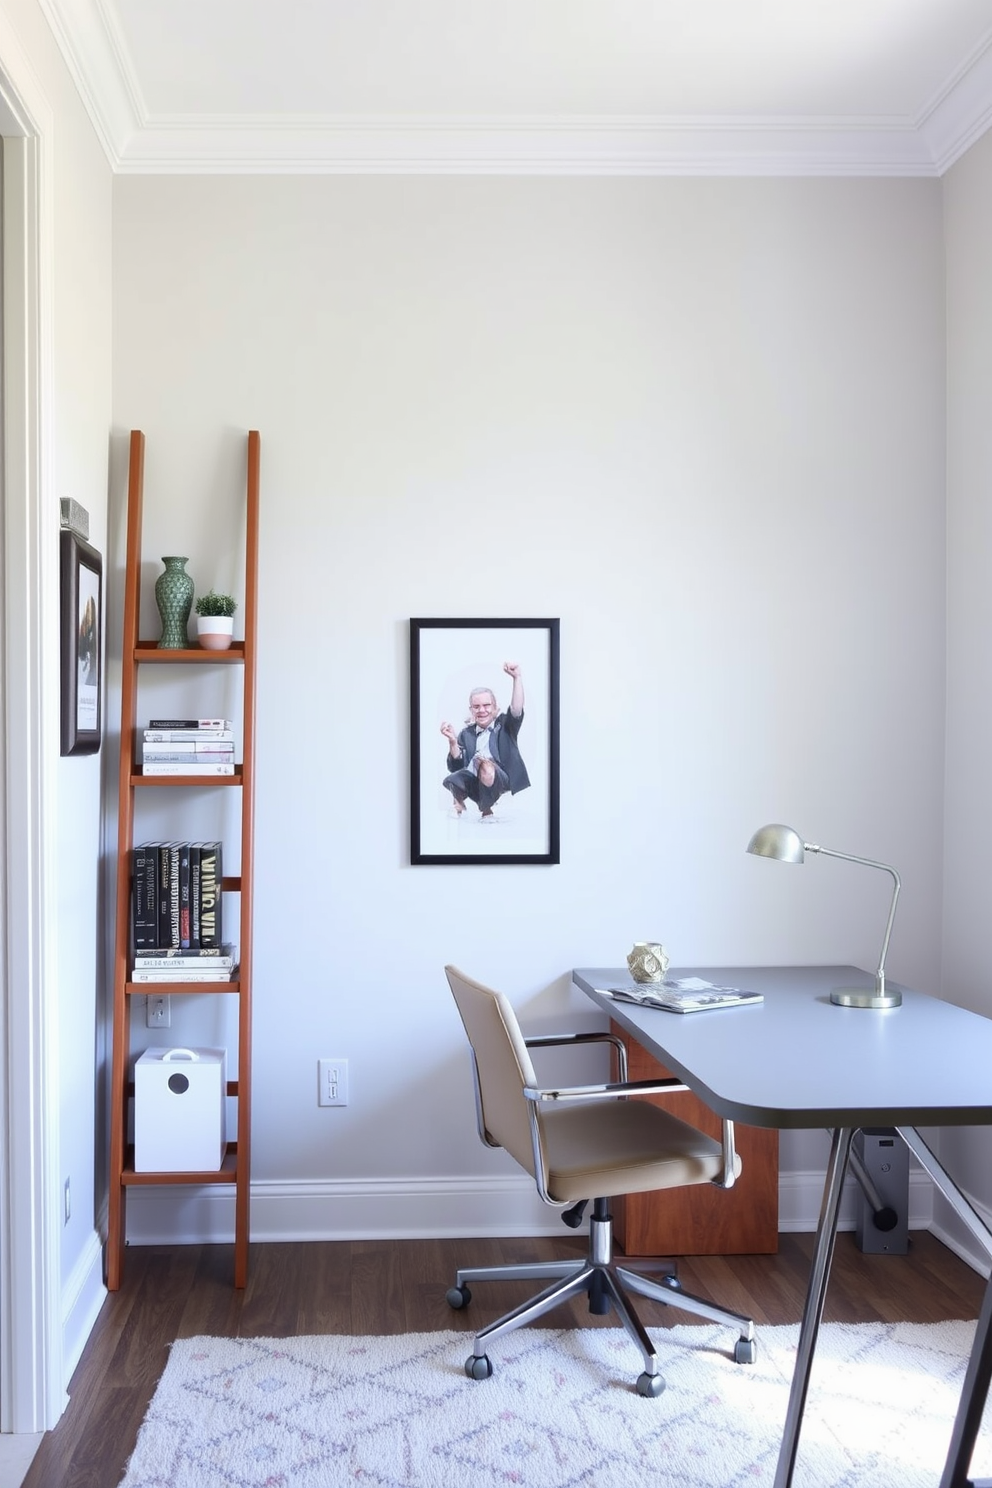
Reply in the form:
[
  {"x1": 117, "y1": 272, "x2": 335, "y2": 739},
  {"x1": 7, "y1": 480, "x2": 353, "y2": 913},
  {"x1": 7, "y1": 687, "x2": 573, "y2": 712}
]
[{"x1": 24, "y1": 1231, "x2": 987, "y2": 1488}]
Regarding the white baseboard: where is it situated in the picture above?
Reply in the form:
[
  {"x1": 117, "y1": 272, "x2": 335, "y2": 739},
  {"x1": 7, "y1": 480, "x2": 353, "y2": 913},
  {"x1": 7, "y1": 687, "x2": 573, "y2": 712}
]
[
  {"x1": 927, "y1": 1186, "x2": 992, "y2": 1278},
  {"x1": 61, "y1": 1228, "x2": 106, "y2": 1396},
  {"x1": 124, "y1": 1174, "x2": 566, "y2": 1244},
  {"x1": 121, "y1": 1167, "x2": 938, "y2": 1247}
]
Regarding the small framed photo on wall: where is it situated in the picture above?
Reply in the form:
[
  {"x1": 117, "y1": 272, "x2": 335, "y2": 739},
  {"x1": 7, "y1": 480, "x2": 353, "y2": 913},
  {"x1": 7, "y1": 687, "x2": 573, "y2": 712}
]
[
  {"x1": 60, "y1": 530, "x2": 102, "y2": 756},
  {"x1": 410, "y1": 617, "x2": 560, "y2": 865}
]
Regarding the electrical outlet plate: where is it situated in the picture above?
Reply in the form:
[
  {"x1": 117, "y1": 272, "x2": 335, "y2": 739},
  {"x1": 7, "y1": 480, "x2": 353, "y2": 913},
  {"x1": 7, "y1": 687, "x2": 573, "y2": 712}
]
[
  {"x1": 146, "y1": 993, "x2": 171, "y2": 1028},
  {"x1": 318, "y1": 1057, "x2": 348, "y2": 1106}
]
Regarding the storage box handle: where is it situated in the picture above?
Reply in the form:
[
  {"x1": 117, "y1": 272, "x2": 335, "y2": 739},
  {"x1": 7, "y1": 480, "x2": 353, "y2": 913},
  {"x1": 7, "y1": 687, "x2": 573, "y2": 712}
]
[{"x1": 162, "y1": 1048, "x2": 200, "y2": 1062}]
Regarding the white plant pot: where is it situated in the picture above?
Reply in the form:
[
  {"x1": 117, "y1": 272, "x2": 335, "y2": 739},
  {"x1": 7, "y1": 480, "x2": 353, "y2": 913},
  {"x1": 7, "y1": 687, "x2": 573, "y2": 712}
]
[{"x1": 196, "y1": 614, "x2": 235, "y2": 651}]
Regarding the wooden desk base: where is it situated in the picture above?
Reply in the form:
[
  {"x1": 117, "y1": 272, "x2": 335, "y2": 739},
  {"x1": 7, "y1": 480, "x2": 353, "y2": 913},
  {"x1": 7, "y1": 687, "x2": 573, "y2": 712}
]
[{"x1": 611, "y1": 1021, "x2": 779, "y2": 1255}]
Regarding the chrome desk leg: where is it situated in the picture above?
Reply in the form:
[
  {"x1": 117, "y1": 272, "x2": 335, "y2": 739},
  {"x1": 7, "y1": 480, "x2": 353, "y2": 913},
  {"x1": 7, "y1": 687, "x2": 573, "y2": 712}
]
[
  {"x1": 892, "y1": 1125, "x2": 992, "y2": 1488},
  {"x1": 774, "y1": 1126, "x2": 854, "y2": 1488},
  {"x1": 939, "y1": 1266, "x2": 992, "y2": 1488}
]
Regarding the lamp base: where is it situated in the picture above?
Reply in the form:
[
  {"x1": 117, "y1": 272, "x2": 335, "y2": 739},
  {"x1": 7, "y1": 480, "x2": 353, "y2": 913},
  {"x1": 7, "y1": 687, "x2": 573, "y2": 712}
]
[{"x1": 830, "y1": 986, "x2": 902, "y2": 1009}]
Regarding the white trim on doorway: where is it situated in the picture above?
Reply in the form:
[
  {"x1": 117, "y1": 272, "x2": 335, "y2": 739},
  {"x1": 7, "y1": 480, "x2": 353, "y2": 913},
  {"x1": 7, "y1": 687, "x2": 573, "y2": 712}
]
[{"x1": 0, "y1": 19, "x2": 65, "y2": 1437}]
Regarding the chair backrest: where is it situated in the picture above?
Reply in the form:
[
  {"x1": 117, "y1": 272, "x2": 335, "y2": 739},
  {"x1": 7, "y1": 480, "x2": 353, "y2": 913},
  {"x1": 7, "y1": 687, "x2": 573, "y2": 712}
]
[{"x1": 445, "y1": 965, "x2": 543, "y2": 1179}]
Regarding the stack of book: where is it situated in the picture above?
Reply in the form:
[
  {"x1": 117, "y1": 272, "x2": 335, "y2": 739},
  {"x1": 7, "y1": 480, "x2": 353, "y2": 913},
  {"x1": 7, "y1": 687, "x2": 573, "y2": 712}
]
[
  {"x1": 141, "y1": 718, "x2": 235, "y2": 776},
  {"x1": 132, "y1": 840, "x2": 225, "y2": 963}
]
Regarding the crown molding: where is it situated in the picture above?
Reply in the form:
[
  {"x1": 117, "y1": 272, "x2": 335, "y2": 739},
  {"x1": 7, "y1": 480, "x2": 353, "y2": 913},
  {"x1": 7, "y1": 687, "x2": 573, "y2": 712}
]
[
  {"x1": 917, "y1": 29, "x2": 992, "y2": 172},
  {"x1": 36, "y1": 0, "x2": 145, "y2": 168},
  {"x1": 37, "y1": 0, "x2": 992, "y2": 177},
  {"x1": 112, "y1": 114, "x2": 940, "y2": 177}
]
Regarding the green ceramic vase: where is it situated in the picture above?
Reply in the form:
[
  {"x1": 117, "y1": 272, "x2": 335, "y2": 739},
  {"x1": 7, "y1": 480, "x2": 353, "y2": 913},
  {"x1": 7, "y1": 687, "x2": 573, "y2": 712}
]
[{"x1": 155, "y1": 556, "x2": 194, "y2": 649}]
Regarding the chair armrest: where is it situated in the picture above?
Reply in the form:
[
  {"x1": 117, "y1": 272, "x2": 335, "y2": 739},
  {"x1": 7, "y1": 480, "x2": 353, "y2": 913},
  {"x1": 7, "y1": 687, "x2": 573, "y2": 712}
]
[
  {"x1": 719, "y1": 1119, "x2": 738, "y2": 1190},
  {"x1": 523, "y1": 1076, "x2": 689, "y2": 1103},
  {"x1": 524, "y1": 1030, "x2": 628, "y2": 1081},
  {"x1": 524, "y1": 1032, "x2": 624, "y2": 1049}
]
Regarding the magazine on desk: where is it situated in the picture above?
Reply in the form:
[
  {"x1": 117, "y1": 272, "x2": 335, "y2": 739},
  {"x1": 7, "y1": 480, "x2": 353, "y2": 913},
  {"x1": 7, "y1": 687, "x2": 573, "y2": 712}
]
[{"x1": 599, "y1": 976, "x2": 764, "y2": 1014}]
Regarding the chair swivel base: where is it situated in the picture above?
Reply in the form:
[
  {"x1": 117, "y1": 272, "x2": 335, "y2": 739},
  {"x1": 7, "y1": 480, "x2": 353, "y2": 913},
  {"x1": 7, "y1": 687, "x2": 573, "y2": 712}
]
[{"x1": 446, "y1": 1212, "x2": 757, "y2": 1396}]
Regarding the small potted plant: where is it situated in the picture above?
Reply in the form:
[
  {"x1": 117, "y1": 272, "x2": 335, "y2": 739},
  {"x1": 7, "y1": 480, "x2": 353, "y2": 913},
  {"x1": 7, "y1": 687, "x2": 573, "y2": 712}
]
[{"x1": 194, "y1": 590, "x2": 237, "y2": 650}]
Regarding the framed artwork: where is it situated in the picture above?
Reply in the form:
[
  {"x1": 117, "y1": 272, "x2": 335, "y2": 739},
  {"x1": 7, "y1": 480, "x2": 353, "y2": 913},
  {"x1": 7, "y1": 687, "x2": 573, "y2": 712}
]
[
  {"x1": 410, "y1": 617, "x2": 560, "y2": 865},
  {"x1": 60, "y1": 529, "x2": 102, "y2": 756}
]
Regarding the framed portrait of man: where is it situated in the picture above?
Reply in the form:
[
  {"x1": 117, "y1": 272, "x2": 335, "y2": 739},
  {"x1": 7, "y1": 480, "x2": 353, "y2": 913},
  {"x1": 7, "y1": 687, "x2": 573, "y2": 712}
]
[{"x1": 410, "y1": 618, "x2": 560, "y2": 866}]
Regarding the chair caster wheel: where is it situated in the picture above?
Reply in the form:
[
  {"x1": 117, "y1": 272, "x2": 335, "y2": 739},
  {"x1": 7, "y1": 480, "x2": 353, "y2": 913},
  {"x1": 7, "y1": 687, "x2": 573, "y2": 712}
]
[
  {"x1": 465, "y1": 1354, "x2": 493, "y2": 1381},
  {"x1": 446, "y1": 1285, "x2": 471, "y2": 1310},
  {"x1": 734, "y1": 1338, "x2": 757, "y2": 1365},
  {"x1": 636, "y1": 1371, "x2": 665, "y2": 1398}
]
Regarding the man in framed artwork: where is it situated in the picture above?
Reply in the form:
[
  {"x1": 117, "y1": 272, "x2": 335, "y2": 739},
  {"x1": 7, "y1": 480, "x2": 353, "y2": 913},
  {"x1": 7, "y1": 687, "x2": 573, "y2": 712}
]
[{"x1": 440, "y1": 662, "x2": 530, "y2": 821}]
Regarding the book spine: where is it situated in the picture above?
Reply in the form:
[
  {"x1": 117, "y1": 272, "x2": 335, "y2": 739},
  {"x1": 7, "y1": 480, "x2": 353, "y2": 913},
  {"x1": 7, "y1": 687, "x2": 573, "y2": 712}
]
[
  {"x1": 198, "y1": 843, "x2": 222, "y2": 948},
  {"x1": 131, "y1": 844, "x2": 159, "y2": 949},
  {"x1": 169, "y1": 844, "x2": 181, "y2": 948},
  {"x1": 147, "y1": 718, "x2": 233, "y2": 729},
  {"x1": 141, "y1": 841, "x2": 163, "y2": 947},
  {"x1": 142, "y1": 741, "x2": 236, "y2": 753},
  {"x1": 178, "y1": 841, "x2": 191, "y2": 948},
  {"x1": 143, "y1": 730, "x2": 235, "y2": 743},
  {"x1": 132, "y1": 946, "x2": 235, "y2": 968},
  {"x1": 189, "y1": 845, "x2": 202, "y2": 948},
  {"x1": 130, "y1": 969, "x2": 235, "y2": 983},
  {"x1": 157, "y1": 843, "x2": 173, "y2": 947},
  {"x1": 141, "y1": 763, "x2": 236, "y2": 776},
  {"x1": 142, "y1": 750, "x2": 235, "y2": 762}
]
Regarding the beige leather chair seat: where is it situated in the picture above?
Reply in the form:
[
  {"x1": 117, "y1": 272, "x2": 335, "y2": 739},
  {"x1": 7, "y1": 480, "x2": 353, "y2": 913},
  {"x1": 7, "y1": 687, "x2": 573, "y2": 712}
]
[{"x1": 540, "y1": 1100, "x2": 735, "y2": 1204}]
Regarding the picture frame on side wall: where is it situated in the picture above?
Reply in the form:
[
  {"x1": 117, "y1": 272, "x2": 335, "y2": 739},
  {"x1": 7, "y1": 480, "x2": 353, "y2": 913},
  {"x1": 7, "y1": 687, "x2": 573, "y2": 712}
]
[
  {"x1": 60, "y1": 529, "x2": 102, "y2": 756},
  {"x1": 410, "y1": 617, "x2": 560, "y2": 865}
]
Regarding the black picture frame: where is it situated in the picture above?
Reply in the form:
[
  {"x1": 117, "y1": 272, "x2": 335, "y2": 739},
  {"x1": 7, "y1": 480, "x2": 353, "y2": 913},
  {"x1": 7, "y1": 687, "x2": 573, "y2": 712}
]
[
  {"x1": 60, "y1": 529, "x2": 102, "y2": 756},
  {"x1": 410, "y1": 617, "x2": 560, "y2": 865}
]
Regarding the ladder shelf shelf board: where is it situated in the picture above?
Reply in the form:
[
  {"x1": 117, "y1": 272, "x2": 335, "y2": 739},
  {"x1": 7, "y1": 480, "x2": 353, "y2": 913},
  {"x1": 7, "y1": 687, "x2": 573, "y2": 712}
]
[
  {"x1": 124, "y1": 981, "x2": 242, "y2": 993},
  {"x1": 129, "y1": 771, "x2": 245, "y2": 787},
  {"x1": 107, "y1": 428, "x2": 259, "y2": 1291},
  {"x1": 121, "y1": 1151, "x2": 240, "y2": 1186},
  {"x1": 134, "y1": 643, "x2": 246, "y2": 663}
]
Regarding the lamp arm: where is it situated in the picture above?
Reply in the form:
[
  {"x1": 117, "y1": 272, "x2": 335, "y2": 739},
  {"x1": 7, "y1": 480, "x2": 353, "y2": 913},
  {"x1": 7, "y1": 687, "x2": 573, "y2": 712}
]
[{"x1": 805, "y1": 843, "x2": 901, "y2": 991}]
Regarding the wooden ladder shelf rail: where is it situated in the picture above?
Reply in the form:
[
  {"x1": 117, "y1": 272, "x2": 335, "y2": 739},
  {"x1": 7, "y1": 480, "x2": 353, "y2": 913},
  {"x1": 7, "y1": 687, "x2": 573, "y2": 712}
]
[{"x1": 106, "y1": 429, "x2": 259, "y2": 1290}]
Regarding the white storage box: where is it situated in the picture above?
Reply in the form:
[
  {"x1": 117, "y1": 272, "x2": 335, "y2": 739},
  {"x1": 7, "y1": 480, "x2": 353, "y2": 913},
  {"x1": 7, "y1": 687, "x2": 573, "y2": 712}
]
[{"x1": 134, "y1": 1046, "x2": 226, "y2": 1173}]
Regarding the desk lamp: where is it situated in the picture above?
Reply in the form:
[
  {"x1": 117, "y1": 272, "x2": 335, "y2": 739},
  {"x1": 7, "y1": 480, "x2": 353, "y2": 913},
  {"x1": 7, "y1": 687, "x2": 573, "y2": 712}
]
[{"x1": 746, "y1": 823, "x2": 902, "y2": 1009}]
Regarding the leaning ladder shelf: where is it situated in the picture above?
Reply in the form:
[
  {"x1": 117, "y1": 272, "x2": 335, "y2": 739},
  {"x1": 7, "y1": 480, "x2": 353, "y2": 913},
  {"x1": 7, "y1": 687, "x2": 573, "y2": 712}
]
[{"x1": 106, "y1": 429, "x2": 259, "y2": 1290}]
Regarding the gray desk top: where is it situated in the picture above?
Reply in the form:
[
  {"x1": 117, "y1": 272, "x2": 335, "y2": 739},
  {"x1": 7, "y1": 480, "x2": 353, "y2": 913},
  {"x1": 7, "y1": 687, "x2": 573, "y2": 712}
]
[{"x1": 573, "y1": 965, "x2": 992, "y2": 1130}]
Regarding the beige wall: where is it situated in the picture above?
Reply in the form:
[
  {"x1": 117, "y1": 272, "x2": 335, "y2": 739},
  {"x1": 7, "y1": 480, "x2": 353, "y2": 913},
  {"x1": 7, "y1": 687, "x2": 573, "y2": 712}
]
[{"x1": 112, "y1": 173, "x2": 946, "y2": 1241}]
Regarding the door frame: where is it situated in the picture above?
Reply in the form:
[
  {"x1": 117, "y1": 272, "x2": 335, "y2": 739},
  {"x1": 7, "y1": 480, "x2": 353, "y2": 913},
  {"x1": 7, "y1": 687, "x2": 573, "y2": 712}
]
[{"x1": 0, "y1": 22, "x2": 64, "y2": 1434}]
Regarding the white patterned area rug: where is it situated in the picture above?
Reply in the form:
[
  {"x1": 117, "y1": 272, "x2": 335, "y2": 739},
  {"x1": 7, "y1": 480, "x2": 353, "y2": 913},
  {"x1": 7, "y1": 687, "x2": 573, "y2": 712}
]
[{"x1": 118, "y1": 1321, "x2": 992, "y2": 1488}]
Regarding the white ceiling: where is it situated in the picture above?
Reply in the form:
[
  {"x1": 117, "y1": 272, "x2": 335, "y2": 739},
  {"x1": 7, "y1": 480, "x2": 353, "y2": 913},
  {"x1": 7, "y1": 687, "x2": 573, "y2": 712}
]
[{"x1": 39, "y1": 0, "x2": 992, "y2": 174}]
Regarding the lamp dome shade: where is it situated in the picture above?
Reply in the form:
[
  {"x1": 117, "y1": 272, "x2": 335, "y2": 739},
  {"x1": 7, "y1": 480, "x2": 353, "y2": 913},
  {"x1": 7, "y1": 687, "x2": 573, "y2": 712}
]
[{"x1": 747, "y1": 823, "x2": 805, "y2": 863}]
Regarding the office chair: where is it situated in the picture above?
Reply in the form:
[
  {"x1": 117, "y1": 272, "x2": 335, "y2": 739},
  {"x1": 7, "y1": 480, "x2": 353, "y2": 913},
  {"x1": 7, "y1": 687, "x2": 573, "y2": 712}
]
[{"x1": 444, "y1": 965, "x2": 757, "y2": 1397}]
